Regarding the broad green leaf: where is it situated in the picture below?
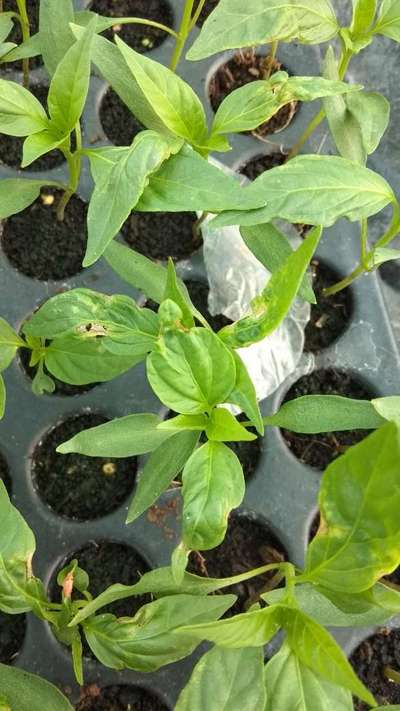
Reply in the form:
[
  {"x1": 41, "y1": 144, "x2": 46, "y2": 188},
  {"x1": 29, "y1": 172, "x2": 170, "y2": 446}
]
[
  {"x1": 372, "y1": 247, "x2": 400, "y2": 266},
  {"x1": 0, "y1": 14, "x2": 13, "y2": 44},
  {"x1": 126, "y1": 430, "x2": 199, "y2": 523},
  {"x1": 147, "y1": 328, "x2": 236, "y2": 415},
  {"x1": 0, "y1": 318, "x2": 24, "y2": 370},
  {"x1": 182, "y1": 441, "x2": 245, "y2": 550},
  {"x1": 264, "y1": 642, "x2": 353, "y2": 711},
  {"x1": 240, "y1": 223, "x2": 315, "y2": 303},
  {"x1": 85, "y1": 132, "x2": 182, "y2": 266},
  {"x1": 375, "y1": 0, "x2": 400, "y2": 41},
  {"x1": 47, "y1": 18, "x2": 95, "y2": 136},
  {"x1": 22, "y1": 130, "x2": 65, "y2": 168},
  {"x1": 219, "y1": 226, "x2": 321, "y2": 349},
  {"x1": 205, "y1": 407, "x2": 256, "y2": 442},
  {"x1": 105, "y1": 240, "x2": 168, "y2": 302},
  {"x1": 211, "y1": 156, "x2": 395, "y2": 229},
  {"x1": 264, "y1": 394, "x2": 385, "y2": 433},
  {"x1": 187, "y1": 0, "x2": 339, "y2": 60},
  {"x1": 281, "y1": 607, "x2": 375, "y2": 706},
  {"x1": 115, "y1": 36, "x2": 208, "y2": 148},
  {"x1": 39, "y1": 0, "x2": 75, "y2": 77},
  {"x1": 83, "y1": 594, "x2": 235, "y2": 671},
  {"x1": 228, "y1": 352, "x2": 264, "y2": 435},
  {"x1": 0, "y1": 79, "x2": 48, "y2": 136},
  {"x1": 57, "y1": 413, "x2": 175, "y2": 457},
  {"x1": 351, "y1": 0, "x2": 377, "y2": 35},
  {"x1": 346, "y1": 91, "x2": 390, "y2": 156},
  {"x1": 0, "y1": 665, "x2": 74, "y2": 711},
  {"x1": 136, "y1": 145, "x2": 267, "y2": 213},
  {"x1": 0, "y1": 376, "x2": 5, "y2": 419},
  {"x1": 372, "y1": 395, "x2": 400, "y2": 423},
  {"x1": 0, "y1": 179, "x2": 48, "y2": 219},
  {"x1": 176, "y1": 647, "x2": 266, "y2": 711},
  {"x1": 176, "y1": 605, "x2": 281, "y2": 647},
  {"x1": 305, "y1": 422, "x2": 400, "y2": 592}
]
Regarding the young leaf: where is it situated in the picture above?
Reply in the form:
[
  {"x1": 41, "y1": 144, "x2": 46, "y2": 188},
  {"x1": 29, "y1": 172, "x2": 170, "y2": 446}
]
[
  {"x1": 22, "y1": 130, "x2": 65, "y2": 168},
  {"x1": 0, "y1": 179, "x2": 49, "y2": 220},
  {"x1": 171, "y1": 542, "x2": 191, "y2": 585},
  {"x1": 351, "y1": 0, "x2": 377, "y2": 36},
  {"x1": 0, "y1": 79, "x2": 48, "y2": 136},
  {"x1": 83, "y1": 594, "x2": 236, "y2": 671},
  {"x1": 374, "y1": 0, "x2": 400, "y2": 42},
  {"x1": 0, "y1": 13, "x2": 14, "y2": 43},
  {"x1": 31, "y1": 361, "x2": 55, "y2": 396},
  {"x1": 163, "y1": 260, "x2": 196, "y2": 329},
  {"x1": 39, "y1": 0, "x2": 75, "y2": 77},
  {"x1": 211, "y1": 156, "x2": 395, "y2": 228},
  {"x1": 176, "y1": 605, "x2": 281, "y2": 647},
  {"x1": 85, "y1": 132, "x2": 182, "y2": 266},
  {"x1": 0, "y1": 318, "x2": 25, "y2": 370},
  {"x1": 228, "y1": 352, "x2": 264, "y2": 435},
  {"x1": 182, "y1": 441, "x2": 245, "y2": 550},
  {"x1": 126, "y1": 430, "x2": 199, "y2": 523},
  {"x1": 372, "y1": 395, "x2": 400, "y2": 423},
  {"x1": 346, "y1": 91, "x2": 390, "y2": 156},
  {"x1": 305, "y1": 421, "x2": 400, "y2": 592},
  {"x1": 372, "y1": 247, "x2": 400, "y2": 267},
  {"x1": 219, "y1": 226, "x2": 321, "y2": 349},
  {"x1": 0, "y1": 32, "x2": 41, "y2": 64},
  {"x1": 0, "y1": 664, "x2": 74, "y2": 711},
  {"x1": 147, "y1": 328, "x2": 236, "y2": 415},
  {"x1": 176, "y1": 647, "x2": 266, "y2": 711},
  {"x1": 264, "y1": 641, "x2": 353, "y2": 711},
  {"x1": 57, "y1": 413, "x2": 175, "y2": 457},
  {"x1": 205, "y1": 407, "x2": 256, "y2": 442},
  {"x1": 264, "y1": 394, "x2": 385, "y2": 433}
]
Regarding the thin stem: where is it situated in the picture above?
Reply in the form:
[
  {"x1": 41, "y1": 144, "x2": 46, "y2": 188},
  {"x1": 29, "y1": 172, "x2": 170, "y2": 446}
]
[
  {"x1": 188, "y1": 0, "x2": 207, "y2": 33},
  {"x1": 169, "y1": 0, "x2": 195, "y2": 72},
  {"x1": 57, "y1": 135, "x2": 81, "y2": 221},
  {"x1": 109, "y1": 16, "x2": 178, "y2": 39},
  {"x1": 360, "y1": 219, "x2": 368, "y2": 267},
  {"x1": 75, "y1": 121, "x2": 82, "y2": 154},
  {"x1": 265, "y1": 40, "x2": 279, "y2": 79},
  {"x1": 15, "y1": 0, "x2": 30, "y2": 89}
]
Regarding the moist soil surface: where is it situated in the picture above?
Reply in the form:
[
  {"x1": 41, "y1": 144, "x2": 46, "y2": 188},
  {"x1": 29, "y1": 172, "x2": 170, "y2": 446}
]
[
  {"x1": 76, "y1": 684, "x2": 169, "y2": 711},
  {"x1": 209, "y1": 52, "x2": 298, "y2": 137},
  {"x1": 0, "y1": 612, "x2": 26, "y2": 663},
  {"x1": 379, "y1": 260, "x2": 400, "y2": 291},
  {"x1": 351, "y1": 628, "x2": 400, "y2": 710},
  {"x1": 32, "y1": 413, "x2": 137, "y2": 521},
  {"x1": 4, "y1": 0, "x2": 42, "y2": 69},
  {"x1": 187, "y1": 512, "x2": 288, "y2": 615},
  {"x1": 239, "y1": 150, "x2": 288, "y2": 181},
  {"x1": 196, "y1": 0, "x2": 220, "y2": 26},
  {"x1": 19, "y1": 345, "x2": 96, "y2": 397},
  {"x1": 121, "y1": 212, "x2": 201, "y2": 261},
  {"x1": 100, "y1": 88, "x2": 145, "y2": 146},
  {"x1": 89, "y1": 0, "x2": 173, "y2": 53},
  {"x1": 304, "y1": 260, "x2": 354, "y2": 353},
  {"x1": 0, "y1": 452, "x2": 11, "y2": 493},
  {"x1": 0, "y1": 85, "x2": 64, "y2": 170},
  {"x1": 281, "y1": 369, "x2": 376, "y2": 470},
  {"x1": 1, "y1": 190, "x2": 87, "y2": 280}
]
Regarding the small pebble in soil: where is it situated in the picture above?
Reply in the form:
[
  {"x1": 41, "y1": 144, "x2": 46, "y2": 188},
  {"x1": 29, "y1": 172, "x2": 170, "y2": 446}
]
[
  {"x1": 0, "y1": 611, "x2": 26, "y2": 664},
  {"x1": 239, "y1": 150, "x2": 288, "y2": 181},
  {"x1": 187, "y1": 512, "x2": 288, "y2": 616},
  {"x1": 350, "y1": 628, "x2": 400, "y2": 710},
  {"x1": 281, "y1": 368, "x2": 377, "y2": 471},
  {"x1": 379, "y1": 260, "x2": 400, "y2": 291},
  {"x1": 1, "y1": 190, "x2": 87, "y2": 281},
  {"x1": 99, "y1": 88, "x2": 145, "y2": 146},
  {"x1": 89, "y1": 0, "x2": 174, "y2": 53},
  {"x1": 304, "y1": 259, "x2": 354, "y2": 353},
  {"x1": 196, "y1": 0, "x2": 220, "y2": 26},
  {"x1": 76, "y1": 684, "x2": 170, "y2": 711},
  {"x1": 0, "y1": 452, "x2": 11, "y2": 494},
  {"x1": 122, "y1": 212, "x2": 201, "y2": 261},
  {"x1": 209, "y1": 51, "x2": 298, "y2": 137},
  {"x1": 32, "y1": 414, "x2": 137, "y2": 521},
  {"x1": 3, "y1": 0, "x2": 42, "y2": 69},
  {"x1": 19, "y1": 339, "x2": 97, "y2": 397}
]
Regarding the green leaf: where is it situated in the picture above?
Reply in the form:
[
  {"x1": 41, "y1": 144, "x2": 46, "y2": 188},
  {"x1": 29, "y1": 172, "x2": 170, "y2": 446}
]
[
  {"x1": 0, "y1": 179, "x2": 48, "y2": 219},
  {"x1": 0, "y1": 13, "x2": 14, "y2": 44},
  {"x1": 187, "y1": 0, "x2": 339, "y2": 60},
  {"x1": 39, "y1": 0, "x2": 75, "y2": 77},
  {"x1": 22, "y1": 130, "x2": 65, "y2": 168},
  {"x1": 83, "y1": 593, "x2": 236, "y2": 671},
  {"x1": 240, "y1": 223, "x2": 315, "y2": 304},
  {"x1": 182, "y1": 441, "x2": 245, "y2": 550},
  {"x1": 375, "y1": 0, "x2": 400, "y2": 42},
  {"x1": 281, "y1": 607, "x2": 375, "y2": 706},
  {"x1": 228, "y1": 352, "x2": 264, "y2": 435},
  {"x1": 0, "y1": 665, "x2": 74, "y2": 711},
  {"x1": 163, "y1": 260, "x2": 195, "y2": 329},
  {"x1": 47, "y1": 17, "x2": 95, "y2": 136},
  {"x1": 176, "y1": 647, "x2": 266, "y2": 711},
  {"x1": 205, "y1": 407, "x2": 256, "y2": 442},
  {"x1": 85, "y1": 132, "x2": 182, "y2": 267},
  {"x1": 264, "y1": 394, "x2": 385, "y2": 433},
  {"x1": 176, "y1": 605, "x2": 281, "y2": 647},
  {"x1": 0, "y1": 32, "x2": 41, "y2": 63},
  {"x1": 211, "y1": 156, "x2": 395, "y2": 228},
  {"x1": 0, "y1": 79, "x2": 48, "y2": 136},
  {"x1": 346, "y1": 91, "x2": 390, "y2": 156},
  {"x1": 219, "y1": 226, "x2": 321, "y2": 348},
  {"x1": 264, "y1": 641, "x2": 353, "y2": 711},
  {"x1": 372, "y1": 395, "x2": 400, "y2": 423},
  {"x1": 171, "y1": 541, "x2": 191, "y2": 585},
  {"x1": 0, "y1": 42, "x2": 16, "y2": 61},
  {"x1": 351, "y1": 0, "x2": 377, "y2": 35},
  {"x1": 0, "y1": 318, "x2": 24, "y2": 371},
  {"x1": 0, "y1": 376, "x2": 5, "y2": 420},
  {"x1": 105, "y1": 241, "x2": 168, "y2": 302},
  {"x1": 31, "y1": 361, "x2": 55, "y2": 396},
  {"x1": 126, "y1": 430, "x2": 199, "y2": 523},
  {"x1": 305, "y1": 421, "x2": 400, "y2": 592},
  {"x1": 115, "y1": 36, "x2": 208, "y2": 148},
  {"x1": 372, "y1": 247, "x2": 400, "y2": 266},
  {"x1": 136, "y1": 145, "x2": 267, "y2": 213},
  {"x1": 158, "y1": 414, "x2": 208, "y2": 432},
  {"x1": 57, "y1": 413, "x2": 175, "y2": 457}
]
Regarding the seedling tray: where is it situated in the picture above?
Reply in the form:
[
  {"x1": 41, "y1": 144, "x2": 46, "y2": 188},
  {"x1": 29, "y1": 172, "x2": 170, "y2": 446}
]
[{"x1": 1, "y1": 1, "x2": 400, "y2": 706}]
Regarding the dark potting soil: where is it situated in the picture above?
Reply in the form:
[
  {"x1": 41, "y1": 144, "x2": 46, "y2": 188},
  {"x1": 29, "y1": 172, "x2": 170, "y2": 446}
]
[
  {"x1": 99, "y1": 88, "x2": 145, "y2": 146},
  {"x1": 89, "y1": 0, "x2": 174, "y2": 53},
  {"x1": 0, "y1": 85, "x2": 64, "y2": 170},
  {"x1": 379, "y1": 260, "x2": 400, "y2": 291},
  {"x1": 195, "y1": 0, "x2": 220, "y2": 26},
  {"x1": 184, "y1": 279, "x2": 232, "y2": 332},
  {"x1": 209, "y1": 52, "x2": 298, "y2": 137},
  {"x1": 19, "y1": 345, "x2": 96, "y2": 398},
  {"x1": 304, "y1": 260, "x2": 354, "y2": 353},
  {"x1": 281, "y1": 369, "x2": 376, "y2": 471},
  {"x1": 3, "y1": 0, "x2": 42, "y2": 69},
  {"x1": 50, "y1": 541, "x2": 151, "y2": 618},
  {"x1": 76, "y1": 684, "x2": 170, "y2": 711},
  {"x1": 0, "y1": 612, "x2": 26, "y2": 664},
  {"x1": 0, "y1": 452, "x2": 11, "y2": 494},
  {"x1": 187, "y1": 513, "x2": 288, "y2": 615},
  {"x1": 239, "y1": 150, "x2": 288, "y2": 181},
  {"x1": 121, "y1": 212, "x2": 201, "y2": 261},
  {"x1": 351, "y1": 628, "x2": 400, "y2": 710},
  {"x1": 32, "y1": 414, "x2": 137, "y2": 521},
  {"x1": 1, "y1": 190, "x2": 87, "y2": 281}
]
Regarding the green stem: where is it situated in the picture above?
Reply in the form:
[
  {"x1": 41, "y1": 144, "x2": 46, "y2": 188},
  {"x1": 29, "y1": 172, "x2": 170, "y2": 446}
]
[
  {"x1": 108, "y1": 16, "x2": 178, "y2": 39},
  {"x1": 360, "y1": 219, "x2": 368, "y2": 267},
  {"x1": 15, "y1": 0, "x2": 30, "y2": 89},
  {"x1": 188, "y1": 0, "x2": 207, "y2": 33},
  {"x1": 265, "y1": 40, "x2": 279, "y2": 79},
  {"x1": 169, "y1": 0, "x2": 195, "y2": 72},
  {"x1": 57, "y1": 133, "x2": 81, "y2": 221}
]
